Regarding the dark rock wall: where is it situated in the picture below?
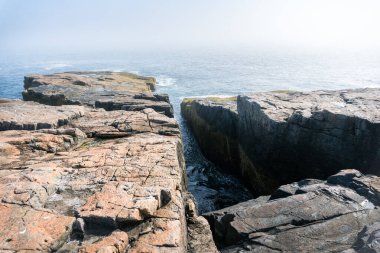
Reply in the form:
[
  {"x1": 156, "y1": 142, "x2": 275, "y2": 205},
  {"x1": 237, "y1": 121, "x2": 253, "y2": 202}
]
[
  {"x1": 181, "y1": 90, "x2": 380, "y2": 195},
  {"x1": 238, "y1": 95, "x2": 380, "y2": 192},
  {"x1": 181, "y1": 99, "x2": 241, "y2": 176}
]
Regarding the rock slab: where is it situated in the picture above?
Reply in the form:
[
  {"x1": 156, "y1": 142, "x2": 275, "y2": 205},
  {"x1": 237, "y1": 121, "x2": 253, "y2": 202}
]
[
  {"x1": 23, "y1": 71, "x2": 173, "y2": 117},
  {"x1": 0, "y1": 72, "x2": 217, "y2": 252},
  {"x1": 0, "y1": 99, "x2": 85, "y2": 130},
  {"x1": 204, "y1": 169, "x2": 380, "y2": 252}
]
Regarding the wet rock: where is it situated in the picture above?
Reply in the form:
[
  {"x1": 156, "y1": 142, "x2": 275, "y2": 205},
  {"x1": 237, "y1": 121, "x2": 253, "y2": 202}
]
[
  {"x1": 181, "y1": 88, "x2": 380, "y2": 194},
  {"x1": 22, "y1": 71, "x2": 173, "y2": 117},
  {"x1": 203, "y1": 169, "x2": 380, "y2": 252},
  {"x1": 0, "y1": 99, "x2": 85, "y2": 130}
]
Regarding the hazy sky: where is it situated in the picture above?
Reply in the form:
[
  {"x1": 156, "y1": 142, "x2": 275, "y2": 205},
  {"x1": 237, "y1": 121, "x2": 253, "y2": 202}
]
[{"x1": 0, "y1": 0, "x2": 380, "y2": 52}]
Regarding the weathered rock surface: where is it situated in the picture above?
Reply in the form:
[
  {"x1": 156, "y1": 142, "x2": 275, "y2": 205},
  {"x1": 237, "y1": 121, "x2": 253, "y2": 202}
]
[
  {"x1": 0, "y1": 99, "x2": 85, "y2": 130},
  {"x1": 181, "y1": 89, "x2": 380, "y2": 194},
  {"x1": 68, "y1": 107, "x2": 180, "y2": 138},
  {"x1": 0, "y1": 72, "x2": 215, "y2": 252},
  {"x1": 204, "y1": 169, "x2": 380, "y2": 252},
  {"x1": 0, "y1": 203, "x2": 75, "y2": 252},
  {"x1": 185, "y1": 193, "x2": 219, "y2": 253},
  {"x1": 0, "y1": 104, "x2": 188, "y2": 252},
  {"x1": 22, "y1": 71, "x2": 173, "y2": 117}
]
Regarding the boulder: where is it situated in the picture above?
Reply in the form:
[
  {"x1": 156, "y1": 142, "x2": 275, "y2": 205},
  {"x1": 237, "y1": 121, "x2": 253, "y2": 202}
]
[
  {"x1": 181, "y1": 88, "x2": 380, "y2": 194},
  {"x1": 203, "y1": 169, "x2": 380, "y2": 252}
]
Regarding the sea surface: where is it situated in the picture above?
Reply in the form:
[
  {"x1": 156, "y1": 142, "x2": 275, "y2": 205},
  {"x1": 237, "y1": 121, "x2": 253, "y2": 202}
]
[{"x1": 1, "y1": 49, "x2": 380, "y2": 213}]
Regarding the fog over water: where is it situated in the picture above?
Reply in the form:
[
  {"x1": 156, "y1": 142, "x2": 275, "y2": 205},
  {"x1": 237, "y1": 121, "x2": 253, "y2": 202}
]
[{"x1": 1, "y1": 0, "x2": 380, "y2": 52}]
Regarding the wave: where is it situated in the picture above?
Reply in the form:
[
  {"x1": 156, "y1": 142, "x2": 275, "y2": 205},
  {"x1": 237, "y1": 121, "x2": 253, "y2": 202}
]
[
  {"x1": 44, "y1": 63, "x2": 72, "y2": 70},
  {"x1": 156, "y1": 75, "x2": 176, "y2": 86}
]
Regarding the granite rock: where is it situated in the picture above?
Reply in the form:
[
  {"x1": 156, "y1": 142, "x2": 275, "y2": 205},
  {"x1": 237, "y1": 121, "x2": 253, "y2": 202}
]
[
  {"x1": 203, "y1": 169, "x2": 380, "y2": 252},
  {"x1": 0, "y1": 118, "x2": 188, "y2": 252},
  {"x1": 68, "y1": 108, "x2": 180, "y2": 138},
  {"x1": 0, "y1": 203, "x2": 75, "y2": 252},
  {"x1": 181, "y1": 88, "x2": 380, "y2": 194},
  {"x1": 185, "y1": 193, "x2": 219, "y2": 253},
  {"x1": 0, "y1": 72, "x2": 196, "y2": 252},
  {"x1": 0, "y1": 99, "x2": 85, "y2": 130},
  {"x1": 181, "y1": 97, "x2": 240, "y2": 176},
  {"x1": 22, "y1": 71, "x2": 173, "y2": 117}
]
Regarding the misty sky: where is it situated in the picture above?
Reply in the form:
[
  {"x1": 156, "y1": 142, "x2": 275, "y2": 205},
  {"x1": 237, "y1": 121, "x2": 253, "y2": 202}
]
[{"x1": 0, "y1": 0, "x2": 380, "y2": 52}]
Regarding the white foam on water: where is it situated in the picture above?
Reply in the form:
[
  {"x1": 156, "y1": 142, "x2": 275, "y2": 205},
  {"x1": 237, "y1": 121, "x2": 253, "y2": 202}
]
[
  {"x1": 44, "y1": 63, "x2": 72, "y2": 70},
  {"x1": 156, "y1": 75, "x2": 176, "y2": 86}
]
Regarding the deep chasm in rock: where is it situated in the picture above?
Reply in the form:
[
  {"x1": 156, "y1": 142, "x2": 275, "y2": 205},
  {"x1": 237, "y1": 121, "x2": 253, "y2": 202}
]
[
  {"x1": 0, "y1": 71, "x2": 217, "y2": 253},
  {"x1": 181, "y1": 89, "x2": 380, "y2": 195}
]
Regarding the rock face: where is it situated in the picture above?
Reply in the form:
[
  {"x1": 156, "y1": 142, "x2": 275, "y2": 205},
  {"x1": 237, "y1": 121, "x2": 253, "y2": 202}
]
[
  {"x1": 0, "y1": 72, "x2": 215, "y2": 252},
  {"x1": 204, "y1": 169, "x2": 380, "y2": 252},
  {"x1": 181, "y1": 89, "x2": 380, "y2": 194},
  {"x1": 22, "y1": 71, "x2": 173, "y2": 117},
  {"x1": 185, "y1": 193, "x2": 219, "y2": 253},
  {"x1": 181, "y1": 97, "x2": 240, "y2": 176},
  {"x1": 0, "y1": 99, "x2": 85, "y2": 130}
]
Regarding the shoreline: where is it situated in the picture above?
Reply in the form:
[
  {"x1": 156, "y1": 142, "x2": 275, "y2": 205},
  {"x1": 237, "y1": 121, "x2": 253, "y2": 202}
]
[{"x1": 0, "y1": 71, "x2": 379, "y2": 252}]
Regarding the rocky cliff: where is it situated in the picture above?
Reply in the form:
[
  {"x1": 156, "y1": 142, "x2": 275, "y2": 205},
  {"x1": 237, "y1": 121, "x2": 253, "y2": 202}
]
[
  {"x1": 204, "y1": 169, "x2": 380, "y2": 252},
  {"x1": 180, "y1": 97, "x2": 240, "y2": 176},
  {"x1": 0, "y1": 72, "x2": 217, "y2": 253},
  {"x1": 181, "y1": 89, "x2": 380, "y2": 195}
]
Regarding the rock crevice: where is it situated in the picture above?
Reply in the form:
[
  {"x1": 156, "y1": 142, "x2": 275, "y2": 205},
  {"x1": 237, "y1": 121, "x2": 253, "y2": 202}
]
[
  {"x1": 181, "y1": 89, "x2": 380, "y2": 195},
  {"x1": 0, "y1": 71, "x2": 215, "y2": 252}
]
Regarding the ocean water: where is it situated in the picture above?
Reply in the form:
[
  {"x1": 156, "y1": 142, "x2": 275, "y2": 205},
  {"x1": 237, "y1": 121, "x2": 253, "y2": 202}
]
[{"x1": 1, "y1": 49, "x2": 380, "y2": 213}]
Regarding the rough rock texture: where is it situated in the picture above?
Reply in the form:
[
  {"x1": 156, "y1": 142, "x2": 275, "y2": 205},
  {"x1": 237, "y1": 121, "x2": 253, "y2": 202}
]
[
  {"x1": 68, "y1": 108, "x2": 180, "y2": 138},
  {"x1": 0, "y1": 72, "x2": 215, "y2": 252},
  {"x1": 204, "y1": 169, "x2": 380, "y2": 253},
  {"x1": 0, "y1": 203, "x2": 75, "y2": 252},
  {"x1": 22, "y1": 71, "x2": 173, "y2": 117},
  {"x1": 0, "y1": 99, "x2": 85, "y2": 130},
  {"x1": 0, "y1": 104, "x2": 188, "y2": 252},
  {"x1": 181, "y1": 89, "x2": 380, "y2": 194},
  {"x1": 181, "y1": 97, "x2": 240, "y2": 176},
  {"x1": 185, "y1": 193, "x2": 219, "y2": 253}
]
